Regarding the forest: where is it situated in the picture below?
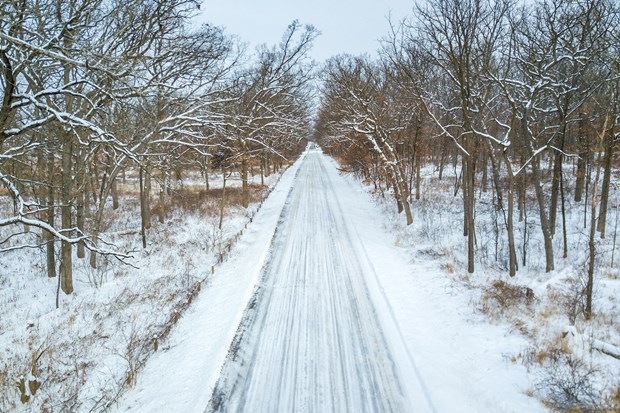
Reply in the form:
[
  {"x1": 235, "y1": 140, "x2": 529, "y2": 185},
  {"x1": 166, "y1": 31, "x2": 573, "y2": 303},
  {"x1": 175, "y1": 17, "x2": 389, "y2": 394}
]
[
  {"x1": 0, "y1": 0, "x2": 315, "y2": 297},
  {"x1": 1, "y1": 0, "x2": 620, "y2": 411},
  {"x1": 317, "y1": 0, "x2": 619, "y2": 317}
]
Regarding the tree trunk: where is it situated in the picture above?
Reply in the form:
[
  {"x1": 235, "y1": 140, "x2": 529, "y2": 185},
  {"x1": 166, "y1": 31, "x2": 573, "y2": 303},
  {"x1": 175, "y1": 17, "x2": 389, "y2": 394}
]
[
  {"x1": 75, "y1": 147, "x2": 86, "y2": 259},
  {"x1": 46, "y1": 147, "x2": 56, "y2": 278},
  {"x1": 487, "y1": 141, "x2": 503, "y2": 210},
  {"x1": 396, "y1": 170, "x2": 414, "y2": 225},
  {"x1": 481, "y1": 150, "x2": 488, "y2": 193},
  {"x1": 139, "y1": 166, "x2": 147, "y2": 249},
  {"x1": 466, "y1": 155, "x2": 476, "y2": 274},
  {"x1": 438, "y1": 140, "x2": 446, "y2": 181},
  {"x1": 462, "y1": 155, "x2": 469, "y2": 237},
  {"x1": 549, "y1": 150, "x2": 563, "y2": 236},
  {"x1": 586, "y1": 154, "x2": 602, "y2": 321},
  {"x1": 158, "y1": 166, "x2": 167, "y2": 224},
  {"x1": 386, "y1": 171, "x2": 403, "y2": 213},
  {"x1": 597, "y1": 129, "x2": 614, "y2": 238},
  {"x1": 574, "y1": 116, "x2": 588, "y2": 202},
  {"x1": 111, "y1": 178, "x2": 119, "y2": 210},
  {"x1": 60, "y1": 136, "x2": 73, "y2": 294},
  {"x1": 522, "y1": 116, "x2": 554, "y2": 272},
  {"x1": 517, "y1": 153, "x2": 526, "y2": 222},
  {"x1": 415, "y1": 150, "x2": 421, "y2": 200},
  {"x1": 503, "y1": 152, "x2": 517, "y2": 277},
  {"x1": 60, "y1": 30, "x2": 74, "y2": 294},
  {"x1": 144, "y1": 167, "x2": 151, "y2": 229},
  {"x1": 76, "y1": 182, "x2": 85, "y2": 259},
  {"x1": 219, "y1": 169, "x2": 226, "y2": 230},
  {"x1": 560, "y1": 171, "x2": 568, "y2": 258},
  {"x1": 84, "y1": 166, "x2": 91, "y2": 219}
]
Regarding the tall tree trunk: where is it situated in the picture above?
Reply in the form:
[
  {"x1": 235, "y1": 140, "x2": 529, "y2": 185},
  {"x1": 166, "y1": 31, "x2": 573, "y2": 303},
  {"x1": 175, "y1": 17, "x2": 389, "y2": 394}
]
[
  {"x1": 75, "y1": 146, "x2": 87, "y2": 259},
  {"x1": 597, "y1": 127, "x2": 615, "y2": 238},
  {"x1": 522, "y1": 201, "x2": 528, "y2": 267},
  {"x1": 59, "y1": 27, "x2": 75, "y2": 294},
  {"x1": 394, "y1": 157, "x2": 414, "y2": 225},
  {"x1": 549, "y1": 150, "x2": 563, "y2": 236},
  {"x1": 60, "y1": 135, "x2": 73, "y2": 294},
  {"x1": 549, "y1": 116, "x2": 568, "y2": 236},
  {"x1": 84, "y1": 166, "x2": 91, "y2": 219},
  {"x1": 466, "y1": 155, "x2": 476, "y2": 274},
  {"x1": 396, "y1": 171, "x2": 414, "y2": 225},
  {"x1": 481, "y1": 149, "x2": 488, "y2": 193},
  {"x1": 517, "y1": 152, "x2": 526, "y2": 223},
  {"x1": 487, "y1": 141, "x2": 503, "y2": 210},
  {"x1": 462, "y1": 155, "x2": 469, "y2": 237},
  {"x1": 586, "y1": 147, "x2": 604, "y2": 321},
  {"x1": 560, "y1": 171, "x2": 568, "y2": 258},
  {"x1": 415, "y1": 151, "x2": 421, "y2": 201},
  {"x1": 522, "y1": 116, "x2": 554, "y2": 272},
  {"x1": 158, "y1": 165, "x2": 167, "y2": 224},
  {"x1": 438, "y1": 140, "x2": 446, "y2": 181},
  {"x1": 502, "y1": 152, "x2": 517, "y2": 277},
  {"x1": 111, "y1": 178, "x2": 119, "y2": 210},
  {"x1": 143, "y1": 165, "x2": 152, "y2": 230},
  {"x1": 46, "y1": 147, "x2": 56, "y2": 278},
  {"x1": 219, "y1": 169, "x2": 227, "y2": 230},
  {"x1": 90, "y1": 162, "x2": 99, "y2": 204},
  {"x1": 386, "y1": 170, "x2": 403, "y2": 213},
  {"x1": 139, "y1": 166, "x2": 147, "y2": 248},
  {"x1": 574, "y1": 115, "x2": 588, "y2": 202}
]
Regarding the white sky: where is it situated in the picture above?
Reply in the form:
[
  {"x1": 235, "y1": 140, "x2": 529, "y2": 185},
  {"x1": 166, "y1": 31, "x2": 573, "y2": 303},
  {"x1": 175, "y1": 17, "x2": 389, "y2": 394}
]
[{"x1": 193, "y1": 0, "x2": 415, "y2": 62}]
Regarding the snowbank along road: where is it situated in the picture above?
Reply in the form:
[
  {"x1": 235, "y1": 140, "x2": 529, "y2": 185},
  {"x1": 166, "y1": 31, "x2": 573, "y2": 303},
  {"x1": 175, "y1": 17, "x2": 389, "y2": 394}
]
[{"x1": 208, "y1": 148, "x2": 433, "y2": 412}]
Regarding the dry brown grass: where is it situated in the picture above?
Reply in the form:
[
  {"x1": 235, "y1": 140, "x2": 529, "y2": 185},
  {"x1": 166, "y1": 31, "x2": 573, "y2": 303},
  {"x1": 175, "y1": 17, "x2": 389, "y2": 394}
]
[
  {"x1": 604, "y1": 387, "x2": 620, "y2": 412},
  {"x1": 481, "y1": 279, "x2": 535, "y2": 318},
  {"x1": 168, "y1": 183, "x2": 267, "y2": 215}
]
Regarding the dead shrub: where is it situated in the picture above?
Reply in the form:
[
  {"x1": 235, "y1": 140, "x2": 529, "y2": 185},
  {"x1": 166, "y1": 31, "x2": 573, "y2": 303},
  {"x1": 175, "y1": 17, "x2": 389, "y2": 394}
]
[
  {"x1": 481, "y1": 279, "x2": 535, "y2": 318},
  {"x1": 534, "y1": 349, "x2": 604, "y2": 412},
  {"x1": 558, "y1": 274, "x2": 590, "y2": 326}
]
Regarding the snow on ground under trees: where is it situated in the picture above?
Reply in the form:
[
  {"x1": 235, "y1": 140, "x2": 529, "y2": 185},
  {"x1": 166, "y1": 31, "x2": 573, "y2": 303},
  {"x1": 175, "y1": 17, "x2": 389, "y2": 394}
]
[{"x1": 0, "y1": 167, "x2": 286, "y2": 412}]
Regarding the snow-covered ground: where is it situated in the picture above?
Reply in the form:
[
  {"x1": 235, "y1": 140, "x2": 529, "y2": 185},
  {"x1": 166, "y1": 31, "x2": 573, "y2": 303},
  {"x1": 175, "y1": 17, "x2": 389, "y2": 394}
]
[
  {"x1": 360, "y1": 159, "x2": 620, "y2": 411},
  {"x1": 112, "y1": 152, "x2": 306, "y2": 412},
  {"x1": 115, "y1": 147, "x2": 548, "y2": 412},
  {"x1": 4, "y1": 145, "x2": 616, "y2": 412},
  {"x1": 0, "y1": 167, "x2": 286, "y2": 412}
]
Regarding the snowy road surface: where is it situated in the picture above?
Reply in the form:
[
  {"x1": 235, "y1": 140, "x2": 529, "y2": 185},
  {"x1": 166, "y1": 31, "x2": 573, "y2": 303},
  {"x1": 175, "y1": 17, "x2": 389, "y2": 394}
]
[
  {"x1": 117, "y1": 146, "x2": 545, "y2": 413},
  {"x1": 208, "y1": 150, "x2": 428, "y2": 412}
]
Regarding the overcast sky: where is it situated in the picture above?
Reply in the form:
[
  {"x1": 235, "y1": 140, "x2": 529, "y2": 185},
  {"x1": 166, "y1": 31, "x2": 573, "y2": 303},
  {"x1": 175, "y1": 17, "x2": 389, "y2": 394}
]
[{"x1": 193, "y1": 0, "x2": 415, "y2": 63}]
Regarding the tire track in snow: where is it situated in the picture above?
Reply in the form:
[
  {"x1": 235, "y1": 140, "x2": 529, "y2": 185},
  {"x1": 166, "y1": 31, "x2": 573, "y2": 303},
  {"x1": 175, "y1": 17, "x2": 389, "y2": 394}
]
[{"x1": 208, "y1": 150, "x2": 411, "y2": 413}]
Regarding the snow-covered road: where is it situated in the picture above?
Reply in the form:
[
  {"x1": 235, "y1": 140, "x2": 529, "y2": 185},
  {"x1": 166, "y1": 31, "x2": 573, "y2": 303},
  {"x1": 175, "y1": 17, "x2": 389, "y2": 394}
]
[
  {"x1": 117, "y1": 146, "x2": 545, "y2": 413},
  {"x1": 208, "y1": 150, "x2": 424, "y2": 412}
]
